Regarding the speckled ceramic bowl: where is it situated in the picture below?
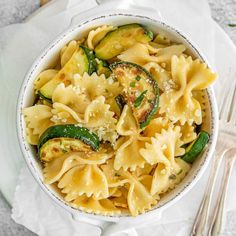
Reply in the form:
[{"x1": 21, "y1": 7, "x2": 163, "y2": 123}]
[{"x1": 17, "y1": 1, "x2": 218, "y2": 235}]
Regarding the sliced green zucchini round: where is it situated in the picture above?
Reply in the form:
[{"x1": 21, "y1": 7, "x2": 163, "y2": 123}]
[
  {"x1": 182, "y1": 131, "x2": 210, "y2": 164},
  {"x1": 39, "y1": 45, "x2": 97, "y2": 101},
  {"x1": 111, "y1": 61, "x2": 159, "y2": 129},
  {"x1": 39, "y1": 47, "x2": 88, "y2": 100},
  {"x1": 40, "y1": 137, "x2": 91, "y2": 162},
  {"x1": 95, "y1": 23, "x2": 153, "y2": 60},
  {"x1": 38, "y1": 124, "x2": 100, "y2": 153}
]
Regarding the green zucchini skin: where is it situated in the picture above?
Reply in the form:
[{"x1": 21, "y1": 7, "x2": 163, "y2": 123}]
[
  {"x1": 37, "y1": 91, "x2": 53, "y2": 103},
  {"x1": 182, "y1": 131, "x2": 210, "y2": 164},
  {"x1": 95, "y1": 23, "x2": 153, "y2": 60},
  {"x1": 79, "y1": 45, "x2": 97, "y2": 75},
  {"x1": 110, "y1": 61, "x2": 159, "y2": 129},
  {"x1": 39, "y1": 47, "x2": 89, "y2": 101},
  {"x1": 96, "y1": 59, "x2": 111, "y2": 77},
  {"x1": 40, "y1": 137, "x2": 91, "y2": 162},
  {"x1": 38, "y1": 124, "x2": 100, "y2": 151},
  {"x1": 115, "y1": 94, "x2": 126, "y2": 111}
]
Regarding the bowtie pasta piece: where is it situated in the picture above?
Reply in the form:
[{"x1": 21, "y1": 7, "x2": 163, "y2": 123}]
[
  {"x1": 140, "y1": 126, "x2": 185, "y2": 167},
  {"x1": 143, "y1": 62, "x2": 173, "y2": 92},
  {"x1": 87, "y1": 25, "x2": 115, "y2": 50},
  {"x1": 159, "y1": 55, "x2": 216, "y2": 125},
  {"x1": 84, "y1": 96, "x2": 116, "y2": 127},
  {"x1": 60, "y1": 40, "x2": 78, "y2": 67},
  {"x1": 58, "y1": 164, "x2": 109, "y2": 200},
  {"x1": 114, "y1": 105, "x2": 150, "y2": 171},
  {"x1": 52, "y1": 83, "x2": 90, "y2": 115},
  {"x1": 116, "y1": 104, "x2": 139, "y2": 136},
  {"x1": 144, "y1": 117, "x2": 173, "y2": 137},
  {"x1": 117, "y1": 43, "x2": 186, "y2": 66},
  {"x1": 84, "y1": 96, "x2": 118, "y2": 143},
  {"x1": 44, "y1": 150, "x2": 113, "y2": 184},
  {"x1": 114, "y1": 136, "x2": 149, "y2": 171},
  {"x1": 119, "y1": 170, "x2": 157, "y2": 216},
  {"x1": 23, "y1": 105, "x2": 53, "y2": 145},
  {"x1": 72, "y1": 195, "x2": 121, "y2": 215},
  {"x1": 151, "y1": 158, "x2": 190, "y2": 195},
  {"x1": 73, "y1": 72, "x2": 122, "y2": 100}
]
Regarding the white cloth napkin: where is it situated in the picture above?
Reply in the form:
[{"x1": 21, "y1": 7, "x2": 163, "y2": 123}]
[{"x1": 0, "y1": 0, "x2": 235, "y2": 235}]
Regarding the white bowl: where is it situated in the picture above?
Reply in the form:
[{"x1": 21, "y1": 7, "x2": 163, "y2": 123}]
[{"x1": 17, "y1": 6, "x2": 218, "y2": 235}]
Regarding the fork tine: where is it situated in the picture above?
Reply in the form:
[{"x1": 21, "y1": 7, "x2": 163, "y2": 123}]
[
  {"x1": 219, "y1": 78, "x2": 236, "y2": 123},
  {"x1": 228, "y1": 81, "x2": 236, "y2": 124}
]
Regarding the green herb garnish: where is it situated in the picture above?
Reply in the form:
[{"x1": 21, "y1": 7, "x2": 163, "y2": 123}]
[
  {"x1": 62, "y1": 149, "x2": 68, "y2": 153},
  {"x1": 130, "y1": 81, "x2": 136, "y2": 87},
  {"x1": 169, "y1": 174, "x2": 176, "y2": 180},
  {"x1": 135, "y1": 75, "x2": 141, "y2": 81},
  {"x1": 134, "y1": 90, "x2": 147, "y2": 108},
  {"x1": 177, "y1": 169, "x2": 183, "y2": 175},
  {"x1": 228, "y1": 24, "x2": 236, "y2": 27}
]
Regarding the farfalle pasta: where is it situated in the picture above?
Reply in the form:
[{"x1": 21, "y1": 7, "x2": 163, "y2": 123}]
[{"x1": 23, "y1": 23, "x2": 216, "y2": 216}]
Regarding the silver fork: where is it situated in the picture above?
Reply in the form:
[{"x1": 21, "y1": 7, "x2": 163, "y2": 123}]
[{"x1": 191, "y1": 79, "x2": 236, "y2": 236}]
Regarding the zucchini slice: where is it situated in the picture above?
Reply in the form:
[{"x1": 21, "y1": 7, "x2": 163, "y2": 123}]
[
  {"x1": 39, "y1": 45, "x2": 96, "y2": 100},
  {"x1": 111, "y1": 61, "x2": 159, "y2": 129},
  {"x1": 96, "y1": 59, "x2": 111, "y2": 77},
  {"x1": 182, "y1": 131, "x2": 210, "y2": 164},
  {"x1": 80, "y1": 45, "x2": 97, "y2": 75},
  {"x1": 39, "y1": 47, "x2": 88, "y2": 100},
  {"x1": 38, "y1": 124, "x2": 100, "y2": 154},
  {"x1": 40, "y1": 137, "x2": 91, "y2": 162},
  {"x1": 38, "y1": 91, "x2": 53, "y2": 103},
  {"x1": 95, "y1": 23, "x2": 153, "y2": 60}
]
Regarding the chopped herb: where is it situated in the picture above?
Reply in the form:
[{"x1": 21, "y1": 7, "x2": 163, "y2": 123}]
[
  {"x1": 62, "y1": 149, "x2": 67, "y2": 153},
  {"x1": 134, "y1": 90, "x2": 147, "y2": 108},
  {"x1": 135, "y1": 75, "x2": 141, "y2": 81},
  {"x1": 148, "y1": 99, "x2": 152, "y2": 103},
  {"x1": 169, "y1": 174, "x2": 176, "y2": 180},
  {"x1": 105, "y1": 88, "x2": 109, "y2": 93},
  {"x1": 177, "y1": 169, "x2": 183, "y2": 175},
  {"x1": 228, "y1": 24, "x2": 236, "y2": 27},
  {"x1": 115, "y1": 173, "x2": 121, "y2": 177},
  {"x1": 130, "y1": 81, "x2": 136, "y2": 87}
]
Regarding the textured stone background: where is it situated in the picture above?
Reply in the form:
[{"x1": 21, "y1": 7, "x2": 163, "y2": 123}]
[{"x1": 0, "y1": 0, "x2": 235, "y2": 235}]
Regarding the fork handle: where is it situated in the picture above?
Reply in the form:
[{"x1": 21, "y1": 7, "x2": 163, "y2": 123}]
[
  {"x1": 190, "y1": 151, "x2": 225, "y2": 236},
  {"x1": 207, "y1": 154, "x2": 236, "y2": 236}
]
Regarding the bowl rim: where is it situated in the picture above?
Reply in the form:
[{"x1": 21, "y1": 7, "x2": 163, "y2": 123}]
[{"x1": 16, "y1": 13, "x2": 219, "y2": 222}]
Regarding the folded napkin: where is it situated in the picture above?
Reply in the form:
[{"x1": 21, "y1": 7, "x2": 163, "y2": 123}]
[{"x1": 0, "y1": 0, "x2": 235, "y2": 235}]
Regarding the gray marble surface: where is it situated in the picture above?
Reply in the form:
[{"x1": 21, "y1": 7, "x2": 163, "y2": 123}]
[{"x1": 0, "y1": 0, "x2": 235, "y2": 235}]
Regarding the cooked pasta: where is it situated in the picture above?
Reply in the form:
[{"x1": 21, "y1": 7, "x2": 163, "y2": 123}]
[{"x1": 23, "y1": 23, "x2": 217, "y2": 216}]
